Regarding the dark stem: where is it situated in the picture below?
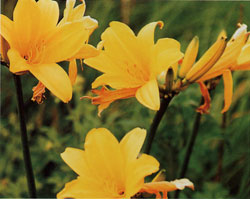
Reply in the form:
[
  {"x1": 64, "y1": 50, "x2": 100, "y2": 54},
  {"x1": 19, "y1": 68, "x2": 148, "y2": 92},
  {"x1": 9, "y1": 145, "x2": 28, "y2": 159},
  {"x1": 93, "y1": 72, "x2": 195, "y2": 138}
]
[
  {"x1": 174, "y1": 98, "x2": 203, "y2": 199},
  {"x1": 144, "y1": 96, "x2": 173, "y2": 154},
  {"x1": 215, "y1": 112, "x2": 227, "y2": 181},
  {"x1": 13, "y1": 74, "x2": 37, "y2": 198}
]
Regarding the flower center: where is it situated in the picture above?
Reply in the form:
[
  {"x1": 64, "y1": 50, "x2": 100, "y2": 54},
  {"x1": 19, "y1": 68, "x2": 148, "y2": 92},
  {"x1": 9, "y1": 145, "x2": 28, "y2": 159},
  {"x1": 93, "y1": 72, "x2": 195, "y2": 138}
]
[{"x1": 23, "y1": 40, "x2": 46, "y2": 64}]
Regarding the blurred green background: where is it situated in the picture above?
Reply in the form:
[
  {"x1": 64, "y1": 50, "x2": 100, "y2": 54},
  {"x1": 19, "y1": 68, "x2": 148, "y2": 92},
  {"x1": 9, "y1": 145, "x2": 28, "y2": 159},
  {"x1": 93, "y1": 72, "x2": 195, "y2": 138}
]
[{"x1": 1, "y1": 0, "x2": 250, "y2": 198}]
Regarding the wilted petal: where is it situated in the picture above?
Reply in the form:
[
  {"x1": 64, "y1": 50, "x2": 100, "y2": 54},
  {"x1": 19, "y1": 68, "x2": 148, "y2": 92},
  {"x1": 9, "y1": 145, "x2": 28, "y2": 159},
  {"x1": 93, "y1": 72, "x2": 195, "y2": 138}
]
[{"x1": 196, "y1": 81, "x2": 211, "y2": 114}]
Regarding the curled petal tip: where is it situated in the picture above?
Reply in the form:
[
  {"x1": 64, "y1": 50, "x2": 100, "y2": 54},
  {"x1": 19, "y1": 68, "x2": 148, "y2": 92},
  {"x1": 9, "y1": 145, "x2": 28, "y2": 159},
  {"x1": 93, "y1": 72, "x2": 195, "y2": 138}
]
[{"x1": 157, "y1": 21, "x2": 164, "y2": 29}]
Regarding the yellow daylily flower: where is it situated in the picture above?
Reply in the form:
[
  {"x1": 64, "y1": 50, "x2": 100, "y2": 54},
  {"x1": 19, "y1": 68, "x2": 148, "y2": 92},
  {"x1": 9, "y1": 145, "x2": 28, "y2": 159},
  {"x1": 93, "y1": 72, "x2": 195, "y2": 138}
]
[
  {"x1": 0, "y1": 0, "x2": 97, "y2": 103},
  {"x1": 84, "y1": 21, "x2": 183, "y2": 115},
  {"x1": 173, "y1": 24, "x2": 249, "y2": 113},
  {"x1": 57, "y1": 128, "x2": 194, "y2": 199}
]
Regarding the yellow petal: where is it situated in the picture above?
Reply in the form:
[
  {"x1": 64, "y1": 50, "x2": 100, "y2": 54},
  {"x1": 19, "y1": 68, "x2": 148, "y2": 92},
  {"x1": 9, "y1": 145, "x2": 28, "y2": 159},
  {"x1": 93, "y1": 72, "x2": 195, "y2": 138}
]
[
  {"x1": 1, "y1": 36, "x2": 10, "y2": 63},
  {"x1": 156, "y1": 49, "x2": 183, "y2": 75},
  {"x1": 57, "y1": 176, "x2": 103, "y2": 199},
  {"x1": 29, "y1": 63, "x2": 72, "y2": 103},
  {"x1": 68, "y1": 59, "x2": 77, "y2": 85},
  {"x1": 185, "y1": 32, "x2": 227, "y2": 82},
  {"x1": 126, "y1": 154, "x2": 159, "y2": 197},
  {"x1": 82, "y1": 16, "x2": 98, "y2": 35},
  {"x1": 137, "y1": 21, "x2": 164, "y2": 47},
  {"x1": 155, "y1": 38, "x2": 181, "y2": 53},
  {"x1": 84, "y1": 128, "x2": 124, "y2": 184},
  {"x1": 72, "y1": 44, "x2": 100, "y2": 59},
  {"x1": 0, "y1": 14, "x2": 14, "y2": 47},
  {"x1": 120, "y1": 128, "x2": 146, "y2": 163},
  {"x1": 13, "y1": 0, "x2": 41, "y2": 54},
  {"x1": 44, "y1": 22, "x2": 89, "y2": 63},
  {"x1": 221, "y1": 69, "x2": 233, "y2": 113},
  {"x1": 84, "y1": 52, "x2": 120, "y2": 74},
  {"x1": 92, "y1": 73, "x2": 142, "y2": 89},
  {"x1": 61, "y1": 147, "x2": 90, "y2": 177},
  {"x1": 57, "y1": 177, "x2": 84, "y2": 199},
  {"x1": 205, "y1": 25, "x2": 247, "y2": 75},
  {"x1": 179, "y1": 36, "x2": 199, "y2": 78},
  {"x1": 135, "y1": 79, "x2": 160, "y2": 110},
  {"x1": 102, "y1": 21, "x2": 138, "y2": 65},
  {"x1": 7, "y1": 48, "x2": 29, "y2": 73},
  {"x1": 37, "y1": 0, "x2": 59, "y2": 36},
  {"x1": 237, "y1": 43, "x2": 250, "y2": 66},
  {"x1": 59, "y1": 0, "x2": 86, "y2": 25}
]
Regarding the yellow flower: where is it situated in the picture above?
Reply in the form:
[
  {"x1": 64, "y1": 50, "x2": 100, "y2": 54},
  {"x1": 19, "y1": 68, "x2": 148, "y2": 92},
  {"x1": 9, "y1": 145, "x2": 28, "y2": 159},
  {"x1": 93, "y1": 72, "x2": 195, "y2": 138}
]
[
  {"x1": 83, "y1": 21, "x2": 183, "y2": 115},
  {"x1": 0, "y1": 0, "x2": 97, "y2": 103},
  {"x1": 175, "y1": 24, "x2": 249, "y2": 113},
  {"x1": 57, "y1": 128, "x2": 194, "y2": 199}
]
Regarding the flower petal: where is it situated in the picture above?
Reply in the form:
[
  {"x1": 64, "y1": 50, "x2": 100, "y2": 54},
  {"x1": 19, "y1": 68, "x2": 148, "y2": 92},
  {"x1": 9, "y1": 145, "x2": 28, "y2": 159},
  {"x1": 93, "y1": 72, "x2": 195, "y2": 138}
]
[
  {"x1": 140, "y1": 178, "x2": 194, "y2": 198},
  {"x1": 7, "y1": 48, "x2": 29, "y2": 73},
  {"x1": 156, "y1": 49, "x2": 183, "y2": 75},
  {"x1": 29, "y1": 63, "x2": 72, "y2": 103},
  {"x1": 68, "y1": 59, "x2": 77, "y2": 85},
  {"x1": 101, "y1": 21, "x2": 138, "y2": 65},
  {"x1": 155, "y1": 38, "x2": 181, "y2": 53},
  {"x1": 61, "y1": 147, "x2": 90, "y2": 177},
  {"x1": 57, "y1": 176, "x2": 103, "y2": 199},
  {"x1": 120, "y1": 128, "x2": 146, "y2": 163},
  {"x1": 37, "y1": 0, "x2": 59, "y2": 34},
  {"x1": 82, "y1": 16, "x2": 98, "y2": 34},
  {"x1": 0, "y1": 14, "x2": 14, "y2": 47},
  {"x1": 137, "y1": 21, "x2": 163, "y2": 47},
  {"x1": 221, "y1": 69, "x2": 233, "y2": 113},
  {"x1": 237, "y1": 42, "x2": 250, "y2": 66},
  {"x1": 196, "y1": 81, "x2": 211, "y2": 114},
  {"x1": 179, "y1": 36, "x2": 199, "y2": 78},
  {"x1": 84, "y1": 128, "x2": 124, "y2": 184},
  {"x1": 135, "y1": 79, "x2": 160, "y2": 110},
  {"x1": 126, "y1": 154, "x2": 159, "y2": 197},
  {"x1": 72, "y1": 44, "x2": 100, "y2": 59},
  {"x1": 13, "y1": 0, "x2": 41, "y2": 54},
  {"x1": 44, "y1": 22, "x2": 89, "y2": 63}
]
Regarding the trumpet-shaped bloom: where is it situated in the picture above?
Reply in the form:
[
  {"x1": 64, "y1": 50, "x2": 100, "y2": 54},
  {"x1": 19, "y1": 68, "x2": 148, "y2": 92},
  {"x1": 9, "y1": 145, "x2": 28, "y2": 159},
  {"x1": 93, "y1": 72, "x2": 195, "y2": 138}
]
[
  {"x1": 84, "y1": 21, "x2": 183, "y2": 115},
  {"x1": 57, "y1": 128, "x2": 194, "y2": 199},
  {"x1": 176, "y1": 24, "x2": 249, "y2": 113},
  {"x1": 0, "y1": 0, "x2": 98, "y2": 103}
]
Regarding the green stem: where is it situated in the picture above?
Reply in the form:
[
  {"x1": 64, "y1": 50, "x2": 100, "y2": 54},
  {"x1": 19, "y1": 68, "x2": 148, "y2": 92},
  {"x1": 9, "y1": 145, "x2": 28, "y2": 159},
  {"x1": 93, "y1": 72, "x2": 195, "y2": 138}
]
[
  {"x1": 13, "y1": 74, "x2": 37, "y2": 198},
  {"x1": 174, "y1": 98, "x2": 203, "y2": 199},
  {"x1": 144, "y1": 96, "x2": 173, "y2": 154}
]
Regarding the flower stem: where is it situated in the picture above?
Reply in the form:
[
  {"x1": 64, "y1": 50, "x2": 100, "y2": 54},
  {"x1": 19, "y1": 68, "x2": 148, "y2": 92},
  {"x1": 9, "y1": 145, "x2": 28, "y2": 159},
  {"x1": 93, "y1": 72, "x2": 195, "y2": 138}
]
[
  {"x1": 174, "y1": 98, "x2": 203, "y2": 199},
  {"x1": 144, "y1": 96, "x2": 173, "y2": 154},
  {"x1": 13, "y1": 74, "x2": 37, "y2": 198}
]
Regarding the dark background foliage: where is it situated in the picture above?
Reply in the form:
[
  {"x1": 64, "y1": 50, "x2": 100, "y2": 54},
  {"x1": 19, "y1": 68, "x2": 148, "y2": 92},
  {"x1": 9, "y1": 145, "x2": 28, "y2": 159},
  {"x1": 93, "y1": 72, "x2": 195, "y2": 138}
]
[{"x1": 1, "y1": 0, "x2": 250, "y2": 198}]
